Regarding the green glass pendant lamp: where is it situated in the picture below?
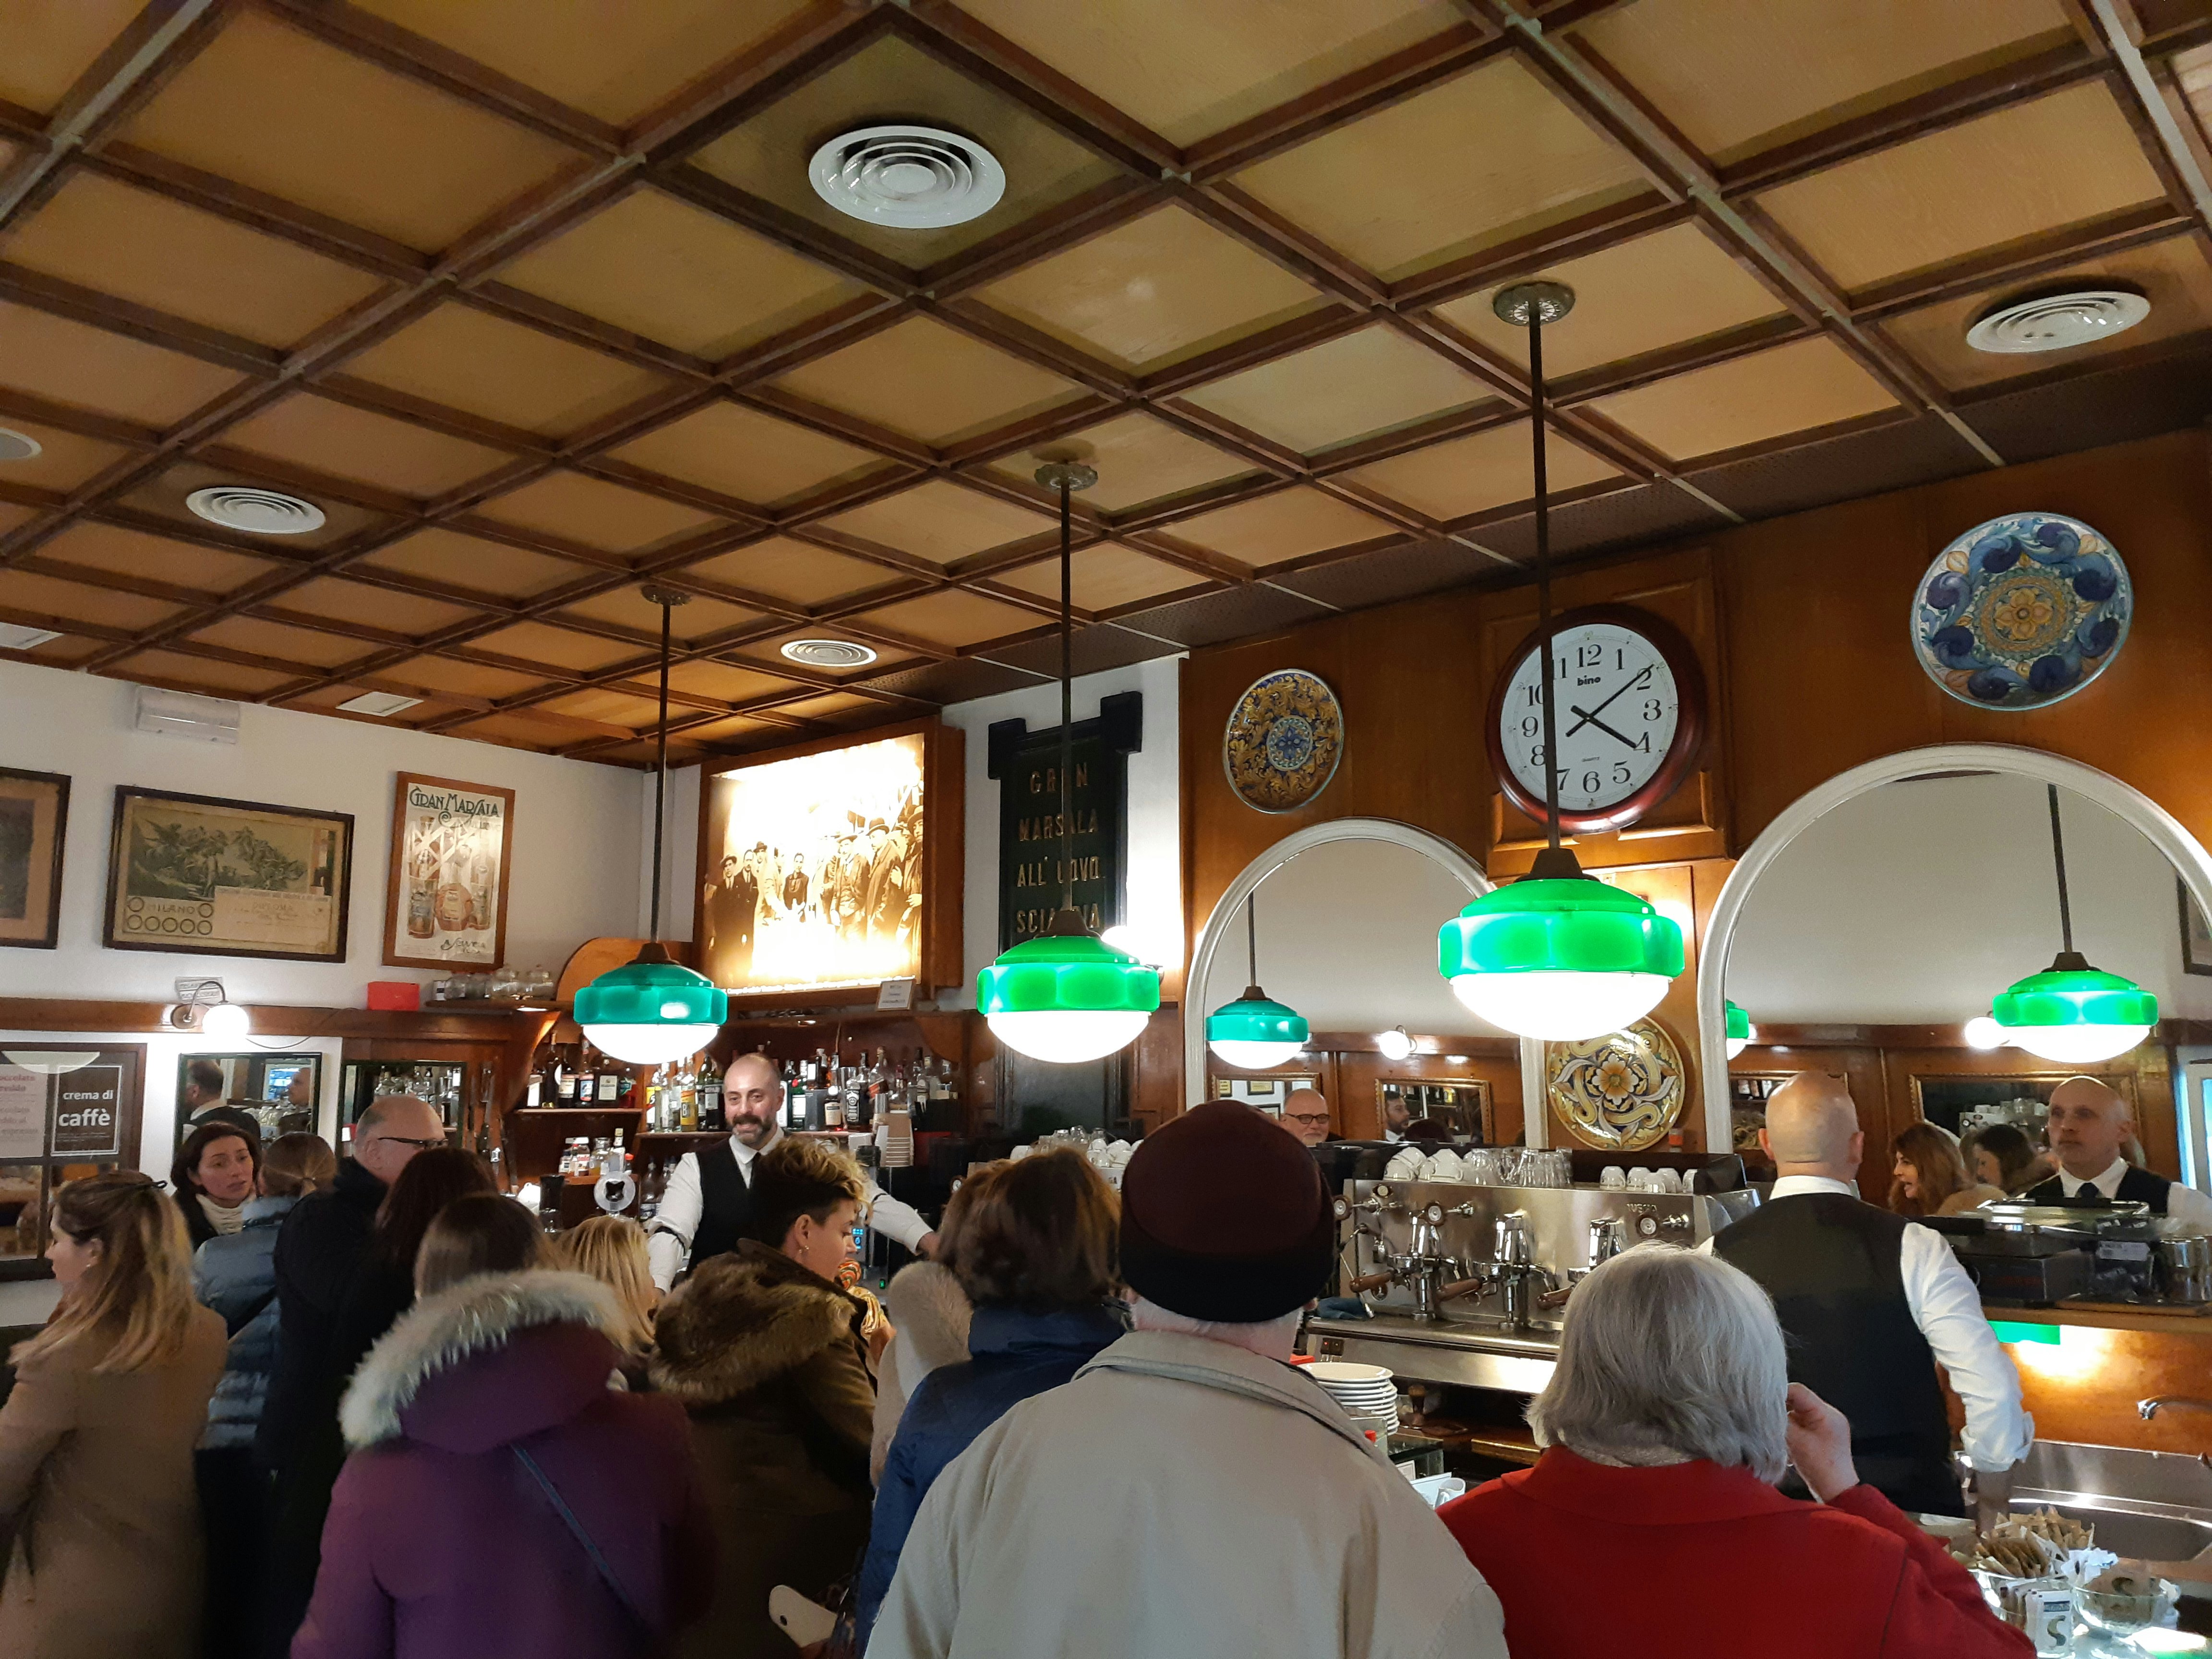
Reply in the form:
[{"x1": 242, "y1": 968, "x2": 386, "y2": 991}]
[
  {"x1": 1987, "y1": 784, "x2": 2155, "y2": 1062},
  {"x1": 577, "y1": 587, "x2": 730, "y2": 1065},
  {"x1": 1437, "y1": 282, "x2": 1684, "y2": 1042},
  {"x1": 1725, "y1": 1000, "x2": 1754, "y2": 1059},
  {"x1": 1205, "y1": 890, "x2": 1310, "y2": 1069},
  {"x1": 978, "y1": 463, "x2": 1161, "y2": 1064}
]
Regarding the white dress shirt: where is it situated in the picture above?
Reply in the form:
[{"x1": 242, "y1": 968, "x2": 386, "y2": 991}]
[
  {"x1": 647, "y1": 1126, "x2": 933, "y2": 1290},
  {"x1": 2049, "y1": 1157, "x2": 2212, "y2": 1228},
  {"x1": 1702, "y1": 1175, "x2": 2034, "y2": 1472}
]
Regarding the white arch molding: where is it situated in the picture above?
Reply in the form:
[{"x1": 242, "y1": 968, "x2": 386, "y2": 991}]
[
  {"x1": 1697, "y1": 743, "x2": 2212, "y2": 1151},
  {"x1": 1182, "y1": 818, "x2": 1541, "y2": 1126}
]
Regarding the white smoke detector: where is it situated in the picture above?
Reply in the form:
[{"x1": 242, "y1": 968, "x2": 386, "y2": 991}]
[
  {"x1": 808, "y1": 124, "x2": 1005, "y2": 228},
  {"x1": 0, "y1": 428, "x2": 42, "y2": 462},
  {"x1": 186, "y1": 485, "x2": 326, "y2": 535},
  {"x1": 781, "y1": 638, "x2": 879, "y2": 670},
  {"x1": 1966, "y1": 289, "x2": 2150, "y2": 354}
]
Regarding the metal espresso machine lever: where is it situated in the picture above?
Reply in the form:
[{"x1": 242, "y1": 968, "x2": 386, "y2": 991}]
[{"x1": 1334, "y1": 1192, "x2": 1489, "y2": 1320}]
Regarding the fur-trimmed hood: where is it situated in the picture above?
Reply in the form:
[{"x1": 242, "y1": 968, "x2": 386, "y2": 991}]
[
  {"x1": 341, "y1": 1269, "x2": 625, "y2": 1450},
  {"x1": 650, "y1": 1240, "x2": 861, "y2": 1405}
]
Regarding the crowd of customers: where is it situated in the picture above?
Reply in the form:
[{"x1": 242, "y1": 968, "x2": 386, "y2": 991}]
[{"x1": 0, "y1": 1081, "x2": 2053, "y2": 1659}]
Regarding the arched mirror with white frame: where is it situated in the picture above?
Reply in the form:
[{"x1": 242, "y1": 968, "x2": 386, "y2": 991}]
[
  {"x1": 1187, "y1": 819, "x2": 1541, "y2": 1145},
  {"x1": 1699, "y1": 745, "x2": 2212, "y2": 1202}
]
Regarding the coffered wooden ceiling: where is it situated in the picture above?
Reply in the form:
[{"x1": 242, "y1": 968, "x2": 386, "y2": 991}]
[{"x1": 3, "y1": 0, "x2": 2211, "y2": 764}]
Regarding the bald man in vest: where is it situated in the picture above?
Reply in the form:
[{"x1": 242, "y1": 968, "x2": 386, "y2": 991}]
[
  {"x1": 2022, "y1": 1076, "x2": 2212, "y2": 1223},
  {"x1": 1707, "y1": 1072, "x2": 2032, "y2": 1523}
]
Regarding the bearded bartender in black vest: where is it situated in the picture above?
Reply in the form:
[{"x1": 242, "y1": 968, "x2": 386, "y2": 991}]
[
  {"x1": 1707, "y1": 1072, "x2": 2032, "y2": 1525},
  {"x1": 646, "y1": 1051, "x2": 937, "y2": 1290},
  {"x1": 2022, "y1": 1075, "x2": 2212, "y2": 1222}
]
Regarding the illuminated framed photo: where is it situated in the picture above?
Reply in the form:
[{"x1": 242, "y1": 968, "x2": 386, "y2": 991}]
[
  {"x1": 0, "y1": 767, "x2": 69, "y2": 950},
  {"x1": 381, "y1": 774, "x2": 515, "y2": 971},
  {"x1": 697, "y1": 720, "x2": 963, "y2": 1003},
  {"x1": 103, "y1": 787, "x2": 352, "y2": 962}
]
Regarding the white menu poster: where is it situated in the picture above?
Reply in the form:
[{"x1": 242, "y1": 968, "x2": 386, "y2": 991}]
[{"x1": 0, "y1": 1067, "x2": 46, "y2": 1159}]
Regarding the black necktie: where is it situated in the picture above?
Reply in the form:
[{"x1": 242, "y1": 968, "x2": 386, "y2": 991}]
[{"x1": 2077, "y1": 1182, "x2": 2097, "y2": 1201}]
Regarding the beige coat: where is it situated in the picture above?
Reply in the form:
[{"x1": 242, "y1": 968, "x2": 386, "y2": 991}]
[
  {"x1": 869, "y1": 1329, "x2": 1507, "y2": 1659},
  {"x1": 0, "y1": 1307, "x2": 227, "y2": 1659}
]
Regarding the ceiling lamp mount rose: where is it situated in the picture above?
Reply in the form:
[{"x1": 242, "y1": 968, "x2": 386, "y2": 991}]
[
  {"x1": 1987, "y1": 783, "x2": 2156, "y2": 1063},
  {"x1": 1438, "y1": 281, "x2": 1685, "y2": 1043},
  {"x1": 576, "y1": 586, "x2": 729, "y2": 1066},
  {"x1": 1205, "y1": 889, "x2": 1310, "y2": 1070},
  {"x1": 978, "y1": 462, "x2": 1160, "y2": 1065},
  {"x1": 808, "y1": 123, "x2": 1006, "y2": 228}
]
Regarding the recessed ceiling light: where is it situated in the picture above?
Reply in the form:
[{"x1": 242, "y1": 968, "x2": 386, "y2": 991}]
[
  {"x1": 781, "y1": 638, "x2": 878, "y2": 669},
  {"x1": 186, "y1": 485, "x2": 326, "y2": 535},
  {"x1": 1966, "y1": 288, "x2": 2150, "y2": 354},
  {"x1": 0, "y1": 428, "x2": 42, "y2": 463},
  {"x1": 0, "y1": 622, "x2": 62, "y2": 651},
  {"x1": 338, "y1": 690, "x2": 423, "y2": 717},
  {"x1": 808, "y1": 124, "x2": 1006, "y2": 228}
]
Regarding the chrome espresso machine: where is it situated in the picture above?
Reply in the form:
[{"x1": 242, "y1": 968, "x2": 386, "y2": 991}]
[{"x1": 1305, "y1": 1178, "x2": 1755, "y2": 1392}]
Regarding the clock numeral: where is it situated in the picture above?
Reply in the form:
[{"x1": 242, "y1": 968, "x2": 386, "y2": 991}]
[
  {"x1": 1528, "y1": 744, "x2": 1545, "y2": 769},
  {"x1": 1519, "y1": 715, "x2": 1539, "y2": 739},
  {"x1": 1581, "y1": 769, "x2": 1601, "y2": 794},
  {"x1": 1612, "y1": 762, "x2": 1632, "y2": 786},
  {"x1": 1643, "y1": 698, "x2": 1663, "y2": 721},
  {"x1": 1577, "y1": 643, "x2": 1601, "y2": 668},
  {"x1": 1634, "y1": 732, "x2": 1650, "y2": 754},
  {"x1": 1524, "y1": 683, "x2": 1541, "y2": 707}
]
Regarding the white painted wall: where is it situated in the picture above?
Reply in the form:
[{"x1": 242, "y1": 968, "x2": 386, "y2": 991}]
[
  {"x1": 1193, "y1": 835, "x2": 1492, "y2": 1035},
  {"x1": 1727, "y1": 771, "x2": 2212, "y2": 1025},
  {"x1": 0, "y1": 659, "x2": 645, "y2": 1005},
  {"x1": 939, "y1": 656, "x2": 1184, "y2": 1008}
]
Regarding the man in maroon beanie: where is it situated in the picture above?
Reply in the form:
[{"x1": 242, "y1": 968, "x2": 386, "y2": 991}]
[{"x1": 870, "y1": 1102, "x2": 1506, "y2": 1659}]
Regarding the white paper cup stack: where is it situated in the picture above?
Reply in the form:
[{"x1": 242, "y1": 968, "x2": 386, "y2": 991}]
[{"x1": 874, "y1": 1111, "x2": 914, "y2": 1169}]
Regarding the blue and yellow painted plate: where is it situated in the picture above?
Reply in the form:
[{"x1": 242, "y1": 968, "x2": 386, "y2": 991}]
[
  {"x1": 1911, "y1": 512, "x2": 2131, "y2": 709},
  {"x1": 1223, "y1": 669, "x2": 1343, "y2": 813}
]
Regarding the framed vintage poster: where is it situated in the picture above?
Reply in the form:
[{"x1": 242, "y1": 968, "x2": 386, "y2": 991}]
[
  {"x1": 0, "y1": 767, "x2": 69, "y2": 950},
  {"x1": 103, "y1": 787, "x2": 352, "y2": 962},
  {"x1": 2182, "y1": 878, "x2": 2212, "y2": 977},
  {"x1": 0, "y1": 1044, "x2": 144, "y2": 1278},
  {"x1": 382, "y1": 774, "x2": 515, "y2": 970},
  {"x1": 697, "y1": 719, "x2": 963, "y2": 1003}
]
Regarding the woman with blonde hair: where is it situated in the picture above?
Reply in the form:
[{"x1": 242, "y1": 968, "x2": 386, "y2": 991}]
[
  {"x1": 0, "y1": 1171, "x2": 227, "y2": 1659},
  {"x1": 555, "y1": 1213, "x2": 658, "y2": 1376},
  {"x1": 1889, "y1": 1122, "x2": 2005, "y2": 1218}
]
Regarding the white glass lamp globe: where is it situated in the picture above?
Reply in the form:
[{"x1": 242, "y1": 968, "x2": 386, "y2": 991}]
[
  {"x1": 2005, "y1": 1022, "x2": 2153, "y2": 1064},
  {"x1": 1962, "y1": 1016, "x2": 2008, "y2": 1051},
  {"x1": 1726, "y1": 1029, "x2": 1753, "y2": 1060},
  {"x1": 986, "y1": 1010, "x2": 1153, "y2": 1066},
  {"x1": 1208, "y1": 1037, "x2": 1306, "y2": 1069},
  {"x1": 580, "y1": 1022, "x2": 721, "y2": 1066},
  {"x1": 201, "y1": 1001, "x2": 250, "y2": 1042},
  {"x1": 1448, "y1": 970, "x2": 1670, "y2": 1044},
  {"x1": 1376, "y1": 1026, "x2": 1415, "y2": 1061}
]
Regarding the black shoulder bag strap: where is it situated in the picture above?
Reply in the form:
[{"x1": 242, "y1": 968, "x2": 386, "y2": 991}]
[{"x1": 512, "y1": 1443, "x2": 652, "y2": 1640}]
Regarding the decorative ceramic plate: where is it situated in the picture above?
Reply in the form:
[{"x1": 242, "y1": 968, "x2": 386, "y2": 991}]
[
  {"x1": 1223, "y1": 670, "x2": 1343, "y2": 813},
  {"x1": 1547, "y1": 1018, "x2": 1684, "y2": 1153},
  {"x1": 1911, "y1": 512, "x2": 2130, "y2": 709}
]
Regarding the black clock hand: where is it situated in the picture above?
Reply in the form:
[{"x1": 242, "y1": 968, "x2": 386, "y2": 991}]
[
  {"x1": 1568, "y1": 707, "x2": 1638, "y2": 748},
  {"x1": 1562, "y1": 663, "x2": 1652, "y2": 736}
]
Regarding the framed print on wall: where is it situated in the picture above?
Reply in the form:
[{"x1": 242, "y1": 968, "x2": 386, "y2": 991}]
[
  {"x1": 0, "y1": 767, "x2": 69, "y2": 950},
  {"x1": 103, "y1": 787, "x2": 353, "y2": 962},
  {"x1": 697, "y1": 718, "x2": 963, "y2": 1005},
  {"x1": 2183, "y1": 877, "x2": 2212, "y2": 977},
  {"x1": 382, "y1": 774, "x2": 515, "y2": 970}
]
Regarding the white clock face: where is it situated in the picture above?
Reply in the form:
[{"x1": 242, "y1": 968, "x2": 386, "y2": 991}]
[{"x1": 1499, "y1": 620, "x2": 1681, "y2": 820}]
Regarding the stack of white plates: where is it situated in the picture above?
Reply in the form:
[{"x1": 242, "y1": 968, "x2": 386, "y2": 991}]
[
  {"x1": 1307, "y1": 1360, "x2": 1400, "y2": 1435},
  {"x1": 875, "y1": 1111, "x2": 914, "y2": 1169}
]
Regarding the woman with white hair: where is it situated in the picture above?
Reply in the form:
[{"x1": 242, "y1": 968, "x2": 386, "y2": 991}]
[{"x1": 1438, "y1": 1247, "x2": 2029, "y2": 1658}]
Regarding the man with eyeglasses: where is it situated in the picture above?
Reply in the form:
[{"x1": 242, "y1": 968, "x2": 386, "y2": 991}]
[{"x1": 1277, "y1": 1087, "x2": 1339, "y2": 1149}]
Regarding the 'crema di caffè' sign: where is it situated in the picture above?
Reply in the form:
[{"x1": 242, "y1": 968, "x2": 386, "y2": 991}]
[
  {"x1": 0, "y1": 1059, "x2": 126, "y2": 1159},
  {"x1": 989, "y1": 693, "x2": 1142, "y2": 949}
]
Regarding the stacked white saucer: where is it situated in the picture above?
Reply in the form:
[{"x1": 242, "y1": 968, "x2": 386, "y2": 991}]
[{"x1": 1307, "y1": 1360, "x2": 1401, "y2": 1435}]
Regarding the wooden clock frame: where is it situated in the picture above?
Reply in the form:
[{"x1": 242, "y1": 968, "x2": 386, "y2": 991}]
[{"x1": 1483, "y1": 602, "x2": 1709, "y2": 835}]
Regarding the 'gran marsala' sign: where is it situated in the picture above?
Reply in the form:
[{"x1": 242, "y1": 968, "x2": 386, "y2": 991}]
[{"x1": 989, "y1": 692, "x2": 1142, "y2": 948}]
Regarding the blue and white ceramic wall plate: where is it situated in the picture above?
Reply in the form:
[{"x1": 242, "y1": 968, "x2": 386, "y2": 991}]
[
  {"x1": 1222, "y1": 669, "x2": 1343, "y2": 813},
  {"x1": 1911, "y1": 512, "x2": 2131, "y2": 709}
]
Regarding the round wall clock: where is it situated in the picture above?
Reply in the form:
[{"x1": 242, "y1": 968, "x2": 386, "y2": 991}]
[
  {"x1": 1223, "y1": 669, "x2": 1343, "y2": 813},
  {"x1": 1485, "y1": 604, "x2": 1708, "y2": 834},
  {"x1": 1547, "y1": 1016, "x2": 1685, "y2": 1152},
  {"x1": 1911, "y1": 511, "x2": 2130, "y2": 709}
]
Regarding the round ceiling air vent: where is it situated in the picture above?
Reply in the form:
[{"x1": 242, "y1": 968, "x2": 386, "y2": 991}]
[
  {"x1": 0, "y1": 428, "x2": 42, "y2": 463},
  {"x1": 808, "y1": 124, "x2": 1006, "y2": 228},
  {"x1": 1966, "y1": 288, "x2": 2150, "y2": 354},
  {"x1": 781, "y1": 638, "x2": 879, "y2": 670},
  {"x1": 185, "y1": 485, "x2": 326, "y2": 535}
]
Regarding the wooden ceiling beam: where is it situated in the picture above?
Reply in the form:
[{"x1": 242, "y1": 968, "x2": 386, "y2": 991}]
[{"x1": 2083, "y1": 15, "x2": 2212, "y2": 245}]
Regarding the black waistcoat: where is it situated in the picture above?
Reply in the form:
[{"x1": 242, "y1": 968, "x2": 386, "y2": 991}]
[
  {"x1": 2023, "y1": 1164, "x2": 2171, "y2": 1213},
  {"x1": 691, "y1": 1138, "x2": 756, "y2": 1268},
  {"x1": 1713, "y1": 1191, "x2": 1962, "y2": 1516}
]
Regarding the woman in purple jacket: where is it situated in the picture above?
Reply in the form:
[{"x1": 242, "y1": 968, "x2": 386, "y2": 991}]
[{"x1": 293, "y1": 1198, "x2": 714, "y2": 1659}]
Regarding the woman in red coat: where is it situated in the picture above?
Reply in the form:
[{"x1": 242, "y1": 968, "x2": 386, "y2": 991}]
[{"x1": 1439, "y1": 1246, "x2": 2029, "y2": 1659}]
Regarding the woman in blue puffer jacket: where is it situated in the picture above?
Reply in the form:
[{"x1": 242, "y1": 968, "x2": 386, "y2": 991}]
[{"x1": 192, "y1": 1131, "x2": 335, "y2": 1653}]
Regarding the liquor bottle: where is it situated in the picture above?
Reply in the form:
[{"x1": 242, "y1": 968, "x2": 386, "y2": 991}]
[
  {"x1": 698, "y1": 1056, "x2": 724, "y2": 1132},
  {"x1": 677, "y1": 1063, "x2": 698, "y2": 1133},
  {"x1": 599, "y1": 1068, "x2": 620, "y2": 1105},
  {"x1": 576, "y1": 1071, "x2": 597, "y2": 1106},
  {"x1": 406, "y1": 842, "x2": 438, "y2": 938},
  {"x1": 824, "y1": 1058, "x2": 845, "y2": 1130},
  {"x1": 557, "y1": 1062, "x2": 577, "y2": 1105}
]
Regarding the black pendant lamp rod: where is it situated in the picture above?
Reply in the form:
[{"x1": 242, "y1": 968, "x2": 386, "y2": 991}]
[
  {"x1": 1497, "y1": 280, "x2": 1579, "y2": 880},
  {"x1": 2047, "y1": 782, "x2": 2082, "y2": 966},
  {"x1": 637, "y1": 584, "x2": 688, "y2": 959},
  {"x1": 1036, "y1": 460, "x2": 1097, "y2": 934}
]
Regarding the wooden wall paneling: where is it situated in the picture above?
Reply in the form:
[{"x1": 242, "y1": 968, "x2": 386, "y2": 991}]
[
  {"x1": 1731, "y1": 1040, "x2": 1894, "y2": 1195},
  {"x1": 2008, "y1": 1325, "x2": 2212, "y2": 1454},
  {"x1": 1128, "y1": 1001, "x2": 1184, "y2": 1132}
]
